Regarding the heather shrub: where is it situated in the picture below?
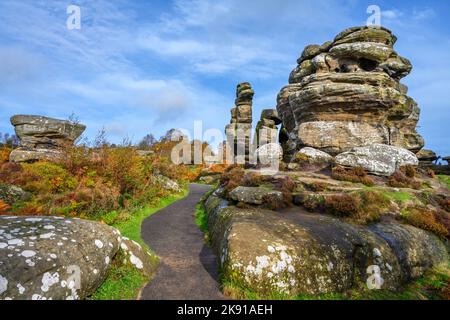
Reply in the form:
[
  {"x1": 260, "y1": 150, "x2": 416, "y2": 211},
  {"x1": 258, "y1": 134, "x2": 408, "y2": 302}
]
[
  {"x1": 401, "y1": 165, "x2": 417, "y2": 178},
  {"x1": 331, "y1": 166, "x2": 374, "y2": 186},
  {"x1": 220, "y1": 165, "x2": 245, "y2": 194},
  {"x1": 324, "y1": 194, "x2": 360, "y2": 217},
  {"x1": 242, "y1": 172, "x2": 265, "y2": 187},
  {"x1": 388, "y1": 170, "x2": 421, "y2": 189},
  {"x1": 403, "y1": 207, "x2": 449, "y2": 239},
  {"x1": 319, "y1": 190, "x2": 390, "y2": 223}
]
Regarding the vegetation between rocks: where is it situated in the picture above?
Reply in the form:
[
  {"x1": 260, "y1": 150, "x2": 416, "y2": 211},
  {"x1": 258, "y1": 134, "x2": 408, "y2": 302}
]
[{"x1": 88, "y1": 190, "x2": 188, "y2": 300}]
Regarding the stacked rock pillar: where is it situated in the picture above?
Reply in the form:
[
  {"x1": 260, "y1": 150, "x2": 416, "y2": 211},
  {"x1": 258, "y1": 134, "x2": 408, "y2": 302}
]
[
  {"x1": 255, "y1": 109, "x2": 281, "y2": 148},
  {"x1": 225, "y1": 82, "x2": 254, "y2": 165}
]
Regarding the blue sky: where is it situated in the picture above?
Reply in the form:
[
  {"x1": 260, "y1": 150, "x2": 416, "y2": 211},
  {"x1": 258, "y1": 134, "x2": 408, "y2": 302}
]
[{"x1": 0, "y1": 0, "x2": 449, "y2": 156}]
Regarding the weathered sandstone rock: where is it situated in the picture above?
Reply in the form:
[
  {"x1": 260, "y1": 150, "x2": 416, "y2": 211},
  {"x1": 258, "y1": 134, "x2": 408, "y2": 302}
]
[
  {"x1": 255, "y1": 143, "x2": 283, "y2": 167},
  {"x1": 335, "y1": 143, "x2": 419, "y2": 176},
  {"x1": 277, "y1": 26, "x2": 424, "y2": 157},
  {"x1": 10, "y1": 115, "x2": 86, "y2": 163},
  {"x1": 416, "y1": 149, "x2": 438, "y2": 166},
  {"x1": 226, "y1": 83, "x2": 254, "y2": 164},
  {"x1": 205, "y1": 194, "x2": 448, "y2": 296},
  {"x1": 229, "y1": 186, "x2": 283, "y2": 205},
  {"x1": 0, "y1": 216, "x2": 155, "y2": 300},
  {"x1": 0, "y1": 185, "x2": 31, "y2": 205}
]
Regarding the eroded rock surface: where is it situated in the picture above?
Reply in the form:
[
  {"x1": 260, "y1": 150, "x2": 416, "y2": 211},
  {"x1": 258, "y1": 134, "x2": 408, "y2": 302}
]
[
  {"x1": 10, "y1": 115, "x2": 86, "y2": 163},
  {"x1": 225, "y1": 83, "x2": 254, "y2": 164},
  {"x1": 0, "y1": 216, "x2": 155, "y2": 300},
  {"x1": 335, "y1": 143, "x2": 419, "y2": 176},
  {"x1": 277, "y1": 26, "x2": 424, "y2": 158},
  {"x1": 205, "y1": 194, "x2": 448, "y2": 296}
]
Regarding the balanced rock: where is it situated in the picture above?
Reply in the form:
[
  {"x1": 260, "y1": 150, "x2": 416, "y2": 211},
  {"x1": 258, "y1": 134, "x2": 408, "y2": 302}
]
[
  {"x1": 277, "y1": 26, "x2": 424, "y2": 157},
  {"x1": 335, "y1": 143, "x2": 419, "y2": 176},
  {"x1": 0, "y1": 216, "x2": 155, "y2": 300},
  {"x1": 9, "y1": 115, "x2": 86, "y2": 163}
]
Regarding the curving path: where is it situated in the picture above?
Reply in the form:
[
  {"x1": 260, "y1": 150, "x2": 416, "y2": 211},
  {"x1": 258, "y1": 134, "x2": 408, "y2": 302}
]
[{"x1": 140, "y1": 184, "x2": 224, "y2": 300}]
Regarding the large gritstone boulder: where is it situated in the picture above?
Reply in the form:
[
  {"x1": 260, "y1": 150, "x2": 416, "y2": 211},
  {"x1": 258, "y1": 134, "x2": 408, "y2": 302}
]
[
  {"x1": 9, "y1": 115, "x2": 86, "y2": 163},
  {"x1": 205, "y1": 194, "x2": 448, "y2": 297},
  {"x1": 335, "y1": 143, "x2": 419, "y2": 176},
  {"x1": 276, "y1": 26, "x2": 424, "y2": 158},
  {"x1": 0, "y1": 216, "x2": 155, "y2": 300}
]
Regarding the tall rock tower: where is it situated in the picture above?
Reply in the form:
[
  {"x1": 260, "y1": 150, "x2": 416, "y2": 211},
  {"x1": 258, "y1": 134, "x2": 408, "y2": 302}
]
[
  {"x1": 225, "y1": 82, "x2": 254, "y2": 164},
  {"x1": 276, "y1": 26, "x2": 424, "y2": 160}
]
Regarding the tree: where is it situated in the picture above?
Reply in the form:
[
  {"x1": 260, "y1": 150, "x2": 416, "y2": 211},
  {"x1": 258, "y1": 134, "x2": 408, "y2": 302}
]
[{"x1": 138, "y1": 134, "x2": 157, "y2": 150}]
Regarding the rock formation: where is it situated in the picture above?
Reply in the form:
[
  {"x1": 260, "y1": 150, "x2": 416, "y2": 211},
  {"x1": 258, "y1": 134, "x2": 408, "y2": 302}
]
[
  {"x1": 255, "y1": 109, "x2": 281, "y2": 147},
  {"x1": 0, "y1": 216, "x2": 156, "y2": 300},
  {"x1": 416, "y1": 149, "x2": 438, "y2": 167},
  {"x1": 277, "y1": 26, "x2": 424, "y2": 159},
  {"x1": 225, "y1": 83, "x2": 254, "y2": 164},
  {"x1": 9, "y1": 115, "x2": 86, "y2": 163},
  {"x1": 335, "y1": 143, "x2": 419, "y2": 176},
  {"x1": 205, "y1": 190, "x2": 448, "y2": 296}
]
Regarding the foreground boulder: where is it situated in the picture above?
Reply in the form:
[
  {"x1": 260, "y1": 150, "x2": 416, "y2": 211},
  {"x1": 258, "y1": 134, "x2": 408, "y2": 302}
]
[
  {"x1": 277, "y1": 26, "x2": 424, "y2": 158},
  {"x1": 205, "y1": 194, "x2": 448, "y2": 296},
  {"x1": 0, "y1": 185, "x2": 31, "y2": 205},
  {"x1": 9, "y1": 115, "x2": 86, "y2": 163},
  {"x1": 335, "y1": 144, "x2": 418, "y2": 176},
  {"x1": 0, "y1": 216, "x2": 155, "y2": 300}
]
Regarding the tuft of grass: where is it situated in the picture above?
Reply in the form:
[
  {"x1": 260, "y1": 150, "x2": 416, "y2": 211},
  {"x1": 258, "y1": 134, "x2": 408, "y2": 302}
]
[
  {"x1": 195, "y1": 203, "x2": 208, "y2": 233},
  {"x1": 438, "y1": 175, "x2": 450, "y2": 189},
  {"x1": 89, "y1": 189, "x2": 188, "y2": 300},
  {"x1": 195, "y1": 186, "x2": 215, "y2": 234},
  {"x1": 221, "y1": 265, "x2": 450, "y2": 300}
]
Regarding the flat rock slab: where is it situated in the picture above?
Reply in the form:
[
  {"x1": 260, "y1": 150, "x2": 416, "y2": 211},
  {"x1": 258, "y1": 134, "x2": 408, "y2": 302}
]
[{"x1": 140, "y1": 184, "x2": 224, "y2": 300}]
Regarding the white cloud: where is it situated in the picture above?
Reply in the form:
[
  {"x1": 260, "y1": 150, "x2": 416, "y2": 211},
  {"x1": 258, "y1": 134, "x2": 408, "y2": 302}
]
[
  {"x1": 382, "y1": 9, "x2": 403, "y2": 20},
  {"x1": 412, "y1": 8, "x2": 436, "y2": 20}
]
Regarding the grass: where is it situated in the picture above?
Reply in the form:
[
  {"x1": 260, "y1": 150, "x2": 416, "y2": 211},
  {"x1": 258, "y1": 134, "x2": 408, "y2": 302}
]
[
  {"x1": 363, "y1": 186, "x2": 413, "y2": 202},
  {"x1": 195, "y1": 185, "x2": 216, "y2": 233},
  {"x1": 438, "y1": 175, "x2": 450, "y2": 189},
  {"x1": 222, "y1": 264, "x2": 450, "y2": 300},
  {"x1": 88, "y1": 189, "x2": 188, "y2": 300},
  {"x1": 195, "y1": 202, "x2": 208, "y2": 233}
]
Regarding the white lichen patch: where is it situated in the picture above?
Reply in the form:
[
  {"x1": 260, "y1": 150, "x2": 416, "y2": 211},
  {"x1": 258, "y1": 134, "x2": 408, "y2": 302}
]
[
  {"x1": 130, "y1": 255, "x2": 143, "y2": 269},
  {"x1": 8, "y1": 239, "x2": 24, "y2": 246},
  {"x1": 39, "y1": 232, "x2": 55, "y2": 239},
  {"x1": 21, "y1": 250, "x2": 36, "y2": 258},
  {"x1": 17, "y1": 283, "x2": 25, "y2": 295},
  {"x1": 41, "y1": 272, "x2": 60, "y2": 292},
  {"x1": 94, "y1": 240, "x2": 103, "y2": 249},
  {"x1": 0, "y1": 275, "x2": 8, "y2": 295},
  {"x1": 373, "y1": 248, "x2": 382, "y2": 257},
  {"x1": 105, "y1": 256, "x2": 110, "y2": 265}
]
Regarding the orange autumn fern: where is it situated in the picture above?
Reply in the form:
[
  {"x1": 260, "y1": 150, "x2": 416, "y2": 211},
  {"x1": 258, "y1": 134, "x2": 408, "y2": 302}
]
[{"x1": 0, "y1": 200, "x2": 11, "y2": 215}]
